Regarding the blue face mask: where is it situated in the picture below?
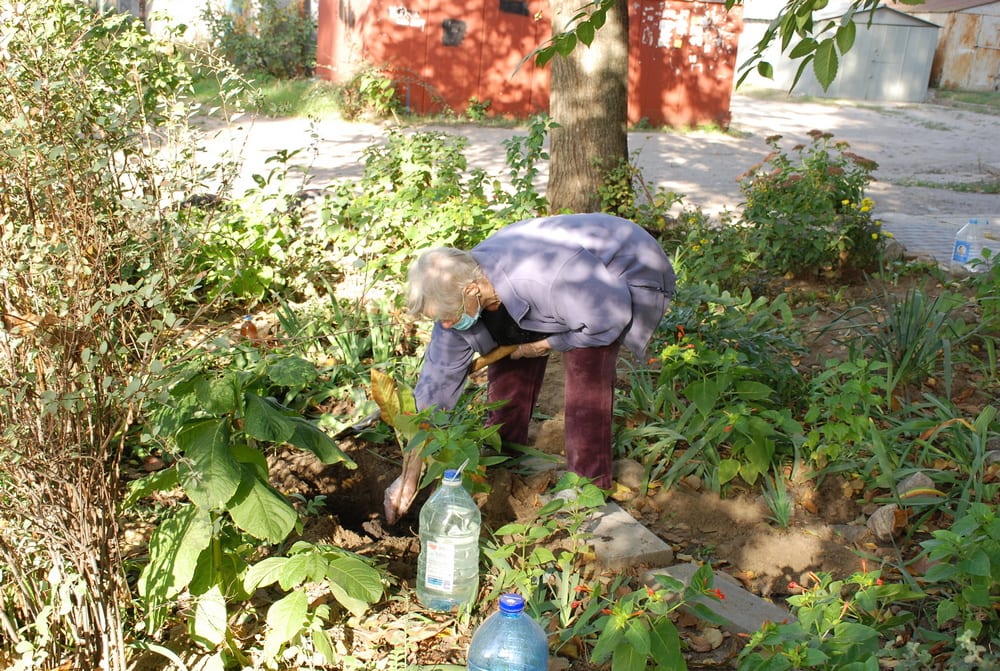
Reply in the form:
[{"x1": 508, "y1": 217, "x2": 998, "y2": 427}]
[{"x1": 451, "y1": 308, "x2": 481, "y2": 331}]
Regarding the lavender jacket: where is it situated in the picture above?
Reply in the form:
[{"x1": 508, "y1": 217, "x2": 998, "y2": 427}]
[{"x1": 413, "y1": 213, "x2": 676, "y2": 411}]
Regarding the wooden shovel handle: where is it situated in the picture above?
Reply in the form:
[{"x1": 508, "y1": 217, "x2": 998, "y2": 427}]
[{"x1": 469, "y1": 344, "x2": 520, "y2": 373}]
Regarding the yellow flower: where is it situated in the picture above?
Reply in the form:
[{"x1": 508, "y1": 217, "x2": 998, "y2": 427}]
[
  {"x1": 871, "y1": 233, "x2": 879, "y2": 240},
  {"x1": 692, "y1": 244, "x2": 701, "y2": 251}
]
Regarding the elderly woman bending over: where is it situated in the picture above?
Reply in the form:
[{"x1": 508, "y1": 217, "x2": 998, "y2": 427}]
[{"x1": 384, "y1": 213, "x2": 675, "y2": 522}]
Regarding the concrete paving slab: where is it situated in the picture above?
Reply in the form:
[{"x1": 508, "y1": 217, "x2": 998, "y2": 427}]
[
  {"x1": 645, "y1": 562, "x2": 794, "y2": 634},
  {"x1": 583, "y1": 502, "x2": 675, "y2": 570}
]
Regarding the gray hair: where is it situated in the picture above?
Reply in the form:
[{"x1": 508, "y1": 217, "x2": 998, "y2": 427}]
[{"x1": 406, "y1": 247, "x2": 482, "y2": 319}]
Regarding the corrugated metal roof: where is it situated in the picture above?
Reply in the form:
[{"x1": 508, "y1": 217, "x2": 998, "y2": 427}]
[{"x1": 890, "y1": 0, "x2": 1000, "y2": 13}]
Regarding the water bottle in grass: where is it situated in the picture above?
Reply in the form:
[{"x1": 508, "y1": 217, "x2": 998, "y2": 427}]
[{"x1": 467, "y1": 593, "x2": 549, "y2": 671}]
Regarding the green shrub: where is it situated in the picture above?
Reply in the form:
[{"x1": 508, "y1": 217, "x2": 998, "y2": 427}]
[
  {"x1": 616, "y1": 283, "x2": 807, "y2": 490},
  {"x1": 202, "y1": 0, "x2": 316, "y2": 79},
  {"x1": 739, "y1": 131, "x2": 885, "y2": 277}
]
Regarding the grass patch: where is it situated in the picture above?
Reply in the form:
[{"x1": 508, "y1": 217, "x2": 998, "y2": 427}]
[
  {"x1": 893, "y1": 177, "x2": 1000, "y2": 194},
  {"x1": 931, "y1": 89, "x2": 1000, "y2": 115},
  {"x1": 191, "y1": 74, "x2": 344, "y2": 119}
]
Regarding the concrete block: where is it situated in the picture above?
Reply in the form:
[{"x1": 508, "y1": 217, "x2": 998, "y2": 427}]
[
  {"x1": 583, "y1": 502, "x2": 675, "y2": 570},
  {"x1": 644, "y1": 562, "x2": 794, "y2": 634}
]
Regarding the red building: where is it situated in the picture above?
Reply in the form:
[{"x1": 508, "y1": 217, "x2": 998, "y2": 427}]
[{"x1": 316, "y1": 0, "x2": 743, "y2": 128}]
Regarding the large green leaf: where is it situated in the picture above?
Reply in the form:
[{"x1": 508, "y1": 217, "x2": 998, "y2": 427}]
[
  {"x1": 287, "y1": 416, "x2": 356, "y2": 467},
  {"x1": 612, "y1": 638, "x2": 646, "y2": 671},
  {"x1": 683, "y1": 378, "x2": 722, "y2": 418},
  {"x1": 244, "y1": 557, "x2": 288, "y2": 592},
  {"x1": 649, "y1": 618, "x2": 684, "y2": 670},
  {"x1": 813, "y1": 38, "x2": 839, "y2": 90},
  {"x1": 138, "y1": 504, "x2": 213, "y2": 606},
  {"x1": 267, "y1": 356, "x2": 318, "y2": 387},
  {"x1": 263, "y1": 590, "x2": 309, "y2": 660},
  {"x1": 278, "y1": 552, "x2": 331, "y2": 590},
  {"x1": 196, "y1": 373, "x2": 241, "y2": 415},
  {"x1": 192, "y1": 585, "x2": 228, "y2": 648},
  {"x1": 243, "y1": 393, "x2": 296, "y2": 443},
  {"x1": 177, "y1": 418, "x2": 242, "y2": 510},
  {"x1": 228, "y1": 467, "x2": 298, "y2": 543},
  {"x1": 836, "y1": 20, "x2": 856, "y2": 54},
  {"x1": 325, "y1": 555, "x2": 385, "y2": 617}
]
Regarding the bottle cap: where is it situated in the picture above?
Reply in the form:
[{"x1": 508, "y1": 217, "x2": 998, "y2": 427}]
[
  {"x1": 444, "y1": 469, "x2": 461, "y2": 482},
  {"x1": 498, "y1": 593, "x2": 525, "y2": 614}
]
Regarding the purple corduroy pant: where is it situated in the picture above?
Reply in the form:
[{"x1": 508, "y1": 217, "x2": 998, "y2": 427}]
[{"x1": 486, "y1": 342, "x2": 621, "y2": 489}]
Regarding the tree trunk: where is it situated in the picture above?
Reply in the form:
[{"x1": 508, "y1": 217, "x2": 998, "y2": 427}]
[{"x1": 547, "y1": 0, "x2": 629, "y2": 213}]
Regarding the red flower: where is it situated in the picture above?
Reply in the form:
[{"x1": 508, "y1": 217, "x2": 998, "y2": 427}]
[{"x1": 710, "y1": 588, "x2": 726, "y2": 601}]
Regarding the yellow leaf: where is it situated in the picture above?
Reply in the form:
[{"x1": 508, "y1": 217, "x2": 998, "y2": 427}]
[{"x1": 370, "y1": 369, "x2": 401, "y2": 429}]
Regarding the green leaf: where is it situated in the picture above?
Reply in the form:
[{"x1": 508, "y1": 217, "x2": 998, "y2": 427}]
[
  {"x1": 836, "y1": 21, "x2": 856, "y2": 54},
  {"x1": 936, "y1": 598, "x2": 960, "y2": 627},
  {"x1": 243, "y1": 393, "x2": 296, "y2": 443},
  {"x1": 192, "y1": 585, "x2": 228, "y2": 648},
  {"x1": 649, "y1": 618, "x2": 683, "y2": 670},
  {"x1": 313, "y1": 628, "x2": 336, "y2": 663},
  {"x1": 228, "y1": 468, "x2": 298, "y2": 543},
  {"x1": 287, "y1": 416, "x2": 356, "y2": 467},
  {"x1": 591, "y1": 617, "x2": 624, "y2": 664},
  {"x1": 590, "y1": 7, "x2": 607, "y2": 30},
  {"x1": 138, "y1": 504, "x2": 213, "y2": 614},
  {"x1": 719, "y1": 458, "x2": 741, "y2": 484},
  {"x1": 280, "y1": 552, "x2": 331, "y2": 590},
  {"x1": 612, "y1": 638, "x2": 646, "y2": 671},
  {"x1": 177, "y1": 418, "x2": 242, "y2": 510},
  {"x1": 789, "y1": 37, "x2": 817, "y2": 59},
  {"x1": 245, "y1": 557, "x2": 288, "y2": 592},
  {"x1": 813, "y1": 38, "x2": 839, "y2": 90},
  {"x1": 124, "y1": 466, "x2": 178, "y2": 508},
  {"x1": 325, "y1": 555, "x2": 384, "y2": 617},
  {"x1": 623, "y1": 620, "x2": 651, "y2": 656},
  {"x1": 757, "y1": 61, "x2": 774, "y2": 80},
  {"x1": 556, "y1": 34, "x2": 578, "y2": 57},
  {"x1": 683, "y1": 378, "x2": 721, "y2": 418},
  {"x1": 577, "y1": 21, "x2": 595, "y2": 46},
  {"x1": 957, "y1": 547, "x2": 991, "y2": 577},
  {"x1": 267, "y1": 356, "x2": 318, "y2": 387},
  {"x1": 263, "y1": 590, "x2": 309, "y2": 660},
  {"x1": 196, "y1": 373, "x2": 240, "y2": 415}
]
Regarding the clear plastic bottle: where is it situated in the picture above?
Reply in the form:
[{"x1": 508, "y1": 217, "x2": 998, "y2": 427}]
[
  {"x1": 467, "y1": 593, "x2": 549, "y2": 671},
  {"x1": 952, "y1": 218, "x2": 995, "y2": 272},
  {"x1": 416, "y1": 469, "x2": 481, "y2": 611}
]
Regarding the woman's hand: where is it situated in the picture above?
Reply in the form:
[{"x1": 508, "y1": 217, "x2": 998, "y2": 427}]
[{"x1": 512, "y1": 338, "x2": 551, "y2": 359}]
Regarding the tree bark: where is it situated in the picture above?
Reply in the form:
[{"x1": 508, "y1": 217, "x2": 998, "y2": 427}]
[{"x1": 547, "y1": 0, "x2": 629, "y2": 214}]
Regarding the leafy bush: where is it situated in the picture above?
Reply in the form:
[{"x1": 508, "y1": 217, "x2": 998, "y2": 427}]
[
  {"x1": 0, "y1": 2, "x2": 195, "y2": 668},
  {"x1": 335, "y1": 66, "x2": 403, "y2": 120},
  {"x1": 739, "y1": 131, "x2": 885, "y2": 277},
  {"x1": 616, "y1": 283, "x2": 807, "y2": 489},
  {"x1": 202, "y1": 0, "x2": 316, "y2": 79}
]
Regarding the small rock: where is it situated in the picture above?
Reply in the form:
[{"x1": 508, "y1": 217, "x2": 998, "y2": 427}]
[
  {"x1": 985, "y1": 450, "x2": 1000, "y2": 466},
  {"x1": 867, "y1": 503, "x2": 906, "y2": 541},
  {"x1": 613, "y1": 458, "x2": 646, "y2": 490},
  {"x1": 681, "y1": 475, "x2": 703, "y2": 491},
  {"x1": 883, "y1": 239, "x2": 905, "y2": 263},
  {"x1": 897, "y1": 471, "x2": 934, "y2": 495}
]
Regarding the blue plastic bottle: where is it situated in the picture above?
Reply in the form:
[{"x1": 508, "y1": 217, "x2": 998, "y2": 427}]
[
  {"x1": 467, "y1": 594, "x2": 549, "y2": 671},
  {"x1": 416, "y1": 469, "x2": 481, "y2": 611}
]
